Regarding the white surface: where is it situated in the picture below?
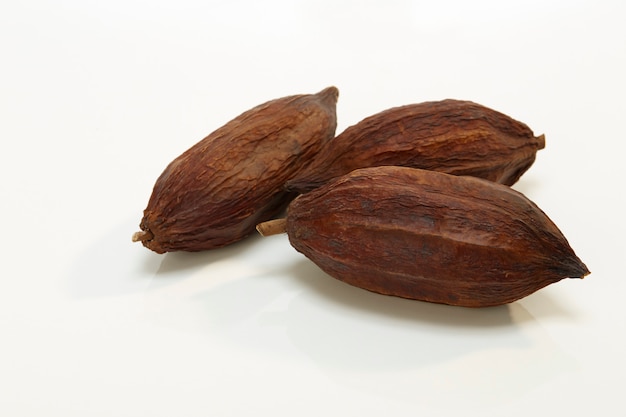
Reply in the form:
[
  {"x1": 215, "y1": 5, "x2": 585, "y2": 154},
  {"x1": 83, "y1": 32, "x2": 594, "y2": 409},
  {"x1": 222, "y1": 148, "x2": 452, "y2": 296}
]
[{"x1": 1, "y1": 1, "x2": 624, "y2": 416}]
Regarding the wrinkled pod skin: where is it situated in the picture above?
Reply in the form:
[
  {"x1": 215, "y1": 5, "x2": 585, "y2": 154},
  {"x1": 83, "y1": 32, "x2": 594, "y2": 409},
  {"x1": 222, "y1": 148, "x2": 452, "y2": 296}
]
[
  {"x1": 134, "y1": 87, "x2": 339, "y2": 253},
  {"x1": 286, "y1": 99, "x2": 546, "y2": 193},
  {"x1": 279, "y1": 166, "x2": 589, "y2": 307}
]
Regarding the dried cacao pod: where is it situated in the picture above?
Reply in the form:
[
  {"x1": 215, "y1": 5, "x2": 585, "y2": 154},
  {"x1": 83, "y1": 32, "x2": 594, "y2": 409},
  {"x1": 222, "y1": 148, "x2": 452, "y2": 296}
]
[
  {"x1": 133, "y1": 86, "x2": 339, "y2": 253},
  {"x1": 259, "y1": 166, "x2": 589, "y2": 307},
  {"x1": 286, "y1": 99, "x2": 545, "y2": 193}
]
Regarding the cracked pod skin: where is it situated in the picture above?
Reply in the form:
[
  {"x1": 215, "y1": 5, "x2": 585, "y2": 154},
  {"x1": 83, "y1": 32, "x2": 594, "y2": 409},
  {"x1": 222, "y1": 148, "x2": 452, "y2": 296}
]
[
  {"x1": 135, "y1": 87, "x2": 338, "y2": 253},
  {"x1": 284, "y1": 166, "x2": 589, "y2": 307},
  {"x1": 286, "y1": 99, "x2": 545, "y2": 193}
]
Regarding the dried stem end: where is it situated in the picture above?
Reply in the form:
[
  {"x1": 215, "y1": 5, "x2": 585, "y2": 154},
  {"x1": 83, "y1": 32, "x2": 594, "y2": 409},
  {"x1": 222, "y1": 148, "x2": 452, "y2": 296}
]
[
  {"x1": 256, "y1": 218, "x2": 287, "y2": 236},
  {"x1": 536, "y1": 134, "x2": 546, "y2": 150},
  {"x1": 132, "y1": 230, "x2": 154, "y2": 243}
]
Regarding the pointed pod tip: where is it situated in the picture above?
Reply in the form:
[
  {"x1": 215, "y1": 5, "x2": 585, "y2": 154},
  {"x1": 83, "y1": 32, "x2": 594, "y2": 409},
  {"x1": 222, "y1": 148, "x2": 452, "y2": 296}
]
[
  {"x1": 317, "y1": 86, "x2": 339, "y2": 104},
  {"x1": 571, "y1": 261, "x2": 590, "y2": 279}
]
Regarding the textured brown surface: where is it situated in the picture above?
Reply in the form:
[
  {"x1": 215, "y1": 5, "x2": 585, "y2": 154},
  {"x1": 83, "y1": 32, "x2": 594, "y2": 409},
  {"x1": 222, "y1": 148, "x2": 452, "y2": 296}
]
[
  {"x1": 286, "y1": 99, "x2": 545, "y2": 193},
  {"x1": 135, "y1": 87, "x2": 339, "y2": 253},
  {"x1": 285, "y1": 166, "x2": 589, "y2": 307}
]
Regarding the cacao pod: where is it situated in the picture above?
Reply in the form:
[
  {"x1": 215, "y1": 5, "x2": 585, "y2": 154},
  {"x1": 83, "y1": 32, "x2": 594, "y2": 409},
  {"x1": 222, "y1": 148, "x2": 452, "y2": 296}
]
[
  {"x1": 260, "y1": 166, "x2": 589, "y2": 307},
  {"x1": 133, "y1": 87, "x2": 339, "y2": 253},
  {"x1": 286, "y1": 99, "x2": 545, "y2": 193}
]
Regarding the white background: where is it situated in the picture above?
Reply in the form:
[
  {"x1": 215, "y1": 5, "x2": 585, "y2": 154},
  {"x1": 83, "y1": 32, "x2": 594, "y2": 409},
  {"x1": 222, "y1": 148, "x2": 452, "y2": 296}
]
[{"x1": 1, "y1": 1, "x2": 624, "y2": 416}]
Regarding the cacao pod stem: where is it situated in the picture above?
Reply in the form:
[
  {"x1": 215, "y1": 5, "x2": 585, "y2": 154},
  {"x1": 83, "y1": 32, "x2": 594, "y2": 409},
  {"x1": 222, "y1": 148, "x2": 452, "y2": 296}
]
[
  {"x1": 536, "y1": 134, "x2": 546, "y2": 149},
  {"x1": 256, "y1": 218, "x2": 287, "y2": 236},
  {"x1": 132, "y1": 230, "x2": 154, "y2": 243}
]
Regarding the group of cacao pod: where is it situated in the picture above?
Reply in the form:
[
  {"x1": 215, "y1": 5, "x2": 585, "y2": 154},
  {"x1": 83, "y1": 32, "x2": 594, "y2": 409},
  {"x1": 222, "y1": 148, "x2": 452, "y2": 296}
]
[{"x1": 133, "y1": 86, "x2": 589, "y2": 308}]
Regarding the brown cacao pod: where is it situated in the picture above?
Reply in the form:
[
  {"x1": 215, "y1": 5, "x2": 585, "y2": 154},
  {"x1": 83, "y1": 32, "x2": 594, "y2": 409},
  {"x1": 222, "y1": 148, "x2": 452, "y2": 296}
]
[
  {"x1": 133, "y1": 87, "x2": 339, "y2": 253},
  {"x1": 262, "y1": 166, "x2": 589, "y2": 307},
  {"x1": 286, "y1": 99, "x2": 546, "y2": 193}
]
